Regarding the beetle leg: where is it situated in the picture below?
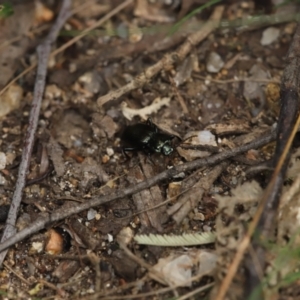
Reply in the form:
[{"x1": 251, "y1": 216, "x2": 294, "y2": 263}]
[
  {"x1": 146, "y1": 118, "x2": 152, "y2": 126},
  {"x1": 146, "y1": 118, "x2": 158, "y2": 132},
  {"x1": 123, "y1": 147, "x2": 137, "y2": 151},
  {"x1": 122, "y1": 147, "x2": 138, "y2": 158}
]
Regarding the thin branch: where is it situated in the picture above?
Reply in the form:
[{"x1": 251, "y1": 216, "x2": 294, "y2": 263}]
[
  {"x1": 214, "y1": 22, "x2": 300, "y2": 300},
  {"x1": 193, "y1": 74, "x2": 280, "y2": 84},
  {"x1": 177, "y1": 283, "x2": 214, "y2": 300},
  {"x1": 0, "y1": 128, "x2": 276, "y2": 257},
  {"x1": 259, "y1": 24, "x2": 300, "y2": 237},
  {"x1": 214, "y1": 114, "x2": 300, "y2": 300},
  {"x1": 245, "y1": 22, "x2": 300, "y2": 299},
  {"x1": 97, "y1": 5, "x2": 225, "y2": 107},
  {"x1": 171, "y1": 161, "x2": 228, "y2": 224},
  {"x1": 50, "y1": 0, "x2": 133, "y2": 59},
  {"x1": 0, "y1": 0, "x2": 72, "y2": 265},
  {"x1": 3, "y1": 262, "x2": 31, "y2": 285},
  {"x1": 0, "y1": 0, "x2": 133, "y2": 96}
]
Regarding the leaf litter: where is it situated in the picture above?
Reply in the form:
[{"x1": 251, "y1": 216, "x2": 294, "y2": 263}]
[{"x1": 0, "y1": 1, "x2": 299, "y2": 299}]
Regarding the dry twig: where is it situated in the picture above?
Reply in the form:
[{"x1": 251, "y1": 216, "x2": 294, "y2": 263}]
[
  {"x1": 213, "y1": 23, "x2": 300, "y2": 300},
  {"x1": 193, "y1": 74, "x2": 280, "y2": 84},
  {"x1": 0, "y1": 128, "x2": 276, "y2": 255},
  {"x1": 0, "y1": 0, "x2": 72, "y2": 266},
  {"x1": 97, "y1": 5, "x2": 225, "y2": 107},
  {"x1": 0, "y1": 0, "x2": 133, "y2": 96},
  {"x1": 168, "y1": 162, "x2": 228, "y2": 224},
  {"x1": 214, "y1": 113, "x2": 300, "y2": 300},
  {"x1": 168, "y1": 74, "x2": 189, "y2": 114}
]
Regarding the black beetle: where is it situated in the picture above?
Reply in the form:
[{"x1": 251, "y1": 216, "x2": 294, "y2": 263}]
[{"x1": 122, "y1": 119, "x2": 174, "y2": 156}]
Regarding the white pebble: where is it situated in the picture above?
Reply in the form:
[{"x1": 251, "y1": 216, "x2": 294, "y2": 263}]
[
  {"x1": 106, "y1": 147, "x2": 114, "y2": 156},
  {"x1": 206, "y1": 52, "x2": 224, "y2": 73},
  {"x1": 87, "y1": 208, "x2": 97, "y2": 220},
  {"x1": 261, "y1": 27, "x2": 280, "y2": 46},
  {"x1": 0, "y1": 152, "x2": 6, "y2": 170}
]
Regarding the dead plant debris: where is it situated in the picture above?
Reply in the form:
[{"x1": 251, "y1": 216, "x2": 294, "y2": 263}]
[{"x1": 0, "y1": 1, "x2": 299, "y2": 299}]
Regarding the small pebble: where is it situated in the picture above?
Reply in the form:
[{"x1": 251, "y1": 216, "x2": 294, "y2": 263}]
[
  {"x1": 106, "y1": 147, "x2": 114, "y2": 156},
  {"x1": 231, "y1": 176, "x2": 238, "y2": 185},
  {"x1": 117, "y1": 227, "x2": 133, "y2": 245},
  {"x1": 102, "y1": 155, "x2": 110, "y2": 164},
  {"x1": 193, "y1": 212, "x2": 205, "y2": 221},
  {"x1": 45, "y1": 229, "x2": 64, "y2": 255},
  {"x1": 206, "y1": 52, "x2": 224, "y2": 73},
  {"x1": 0, "y1": 152, "x2": 6, "y2": 170},
  {"x1": 87, "y1": 208, "x2": 97, "y2": 221},
  {"x1": 260, "y1": 27, "x2": 280, "y2": 46},
  {"x1": 0, "y1": 84, "x2": 23, "y2": 118},
  {"x1": 107, "y1": 233, "x2": 113, "y2": 243},
  {"x1": 31, "y1": 242, "x2": 44, "y2": 254}
]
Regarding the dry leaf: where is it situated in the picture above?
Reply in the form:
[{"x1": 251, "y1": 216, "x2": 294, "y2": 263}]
[{"x1": 121, "y1": 97, "x2": 170, "y2": 120}]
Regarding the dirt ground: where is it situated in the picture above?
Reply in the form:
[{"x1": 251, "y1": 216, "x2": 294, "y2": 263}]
[{"x1": 0, "y1": 0, "x2": 300, "y2": 299}]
